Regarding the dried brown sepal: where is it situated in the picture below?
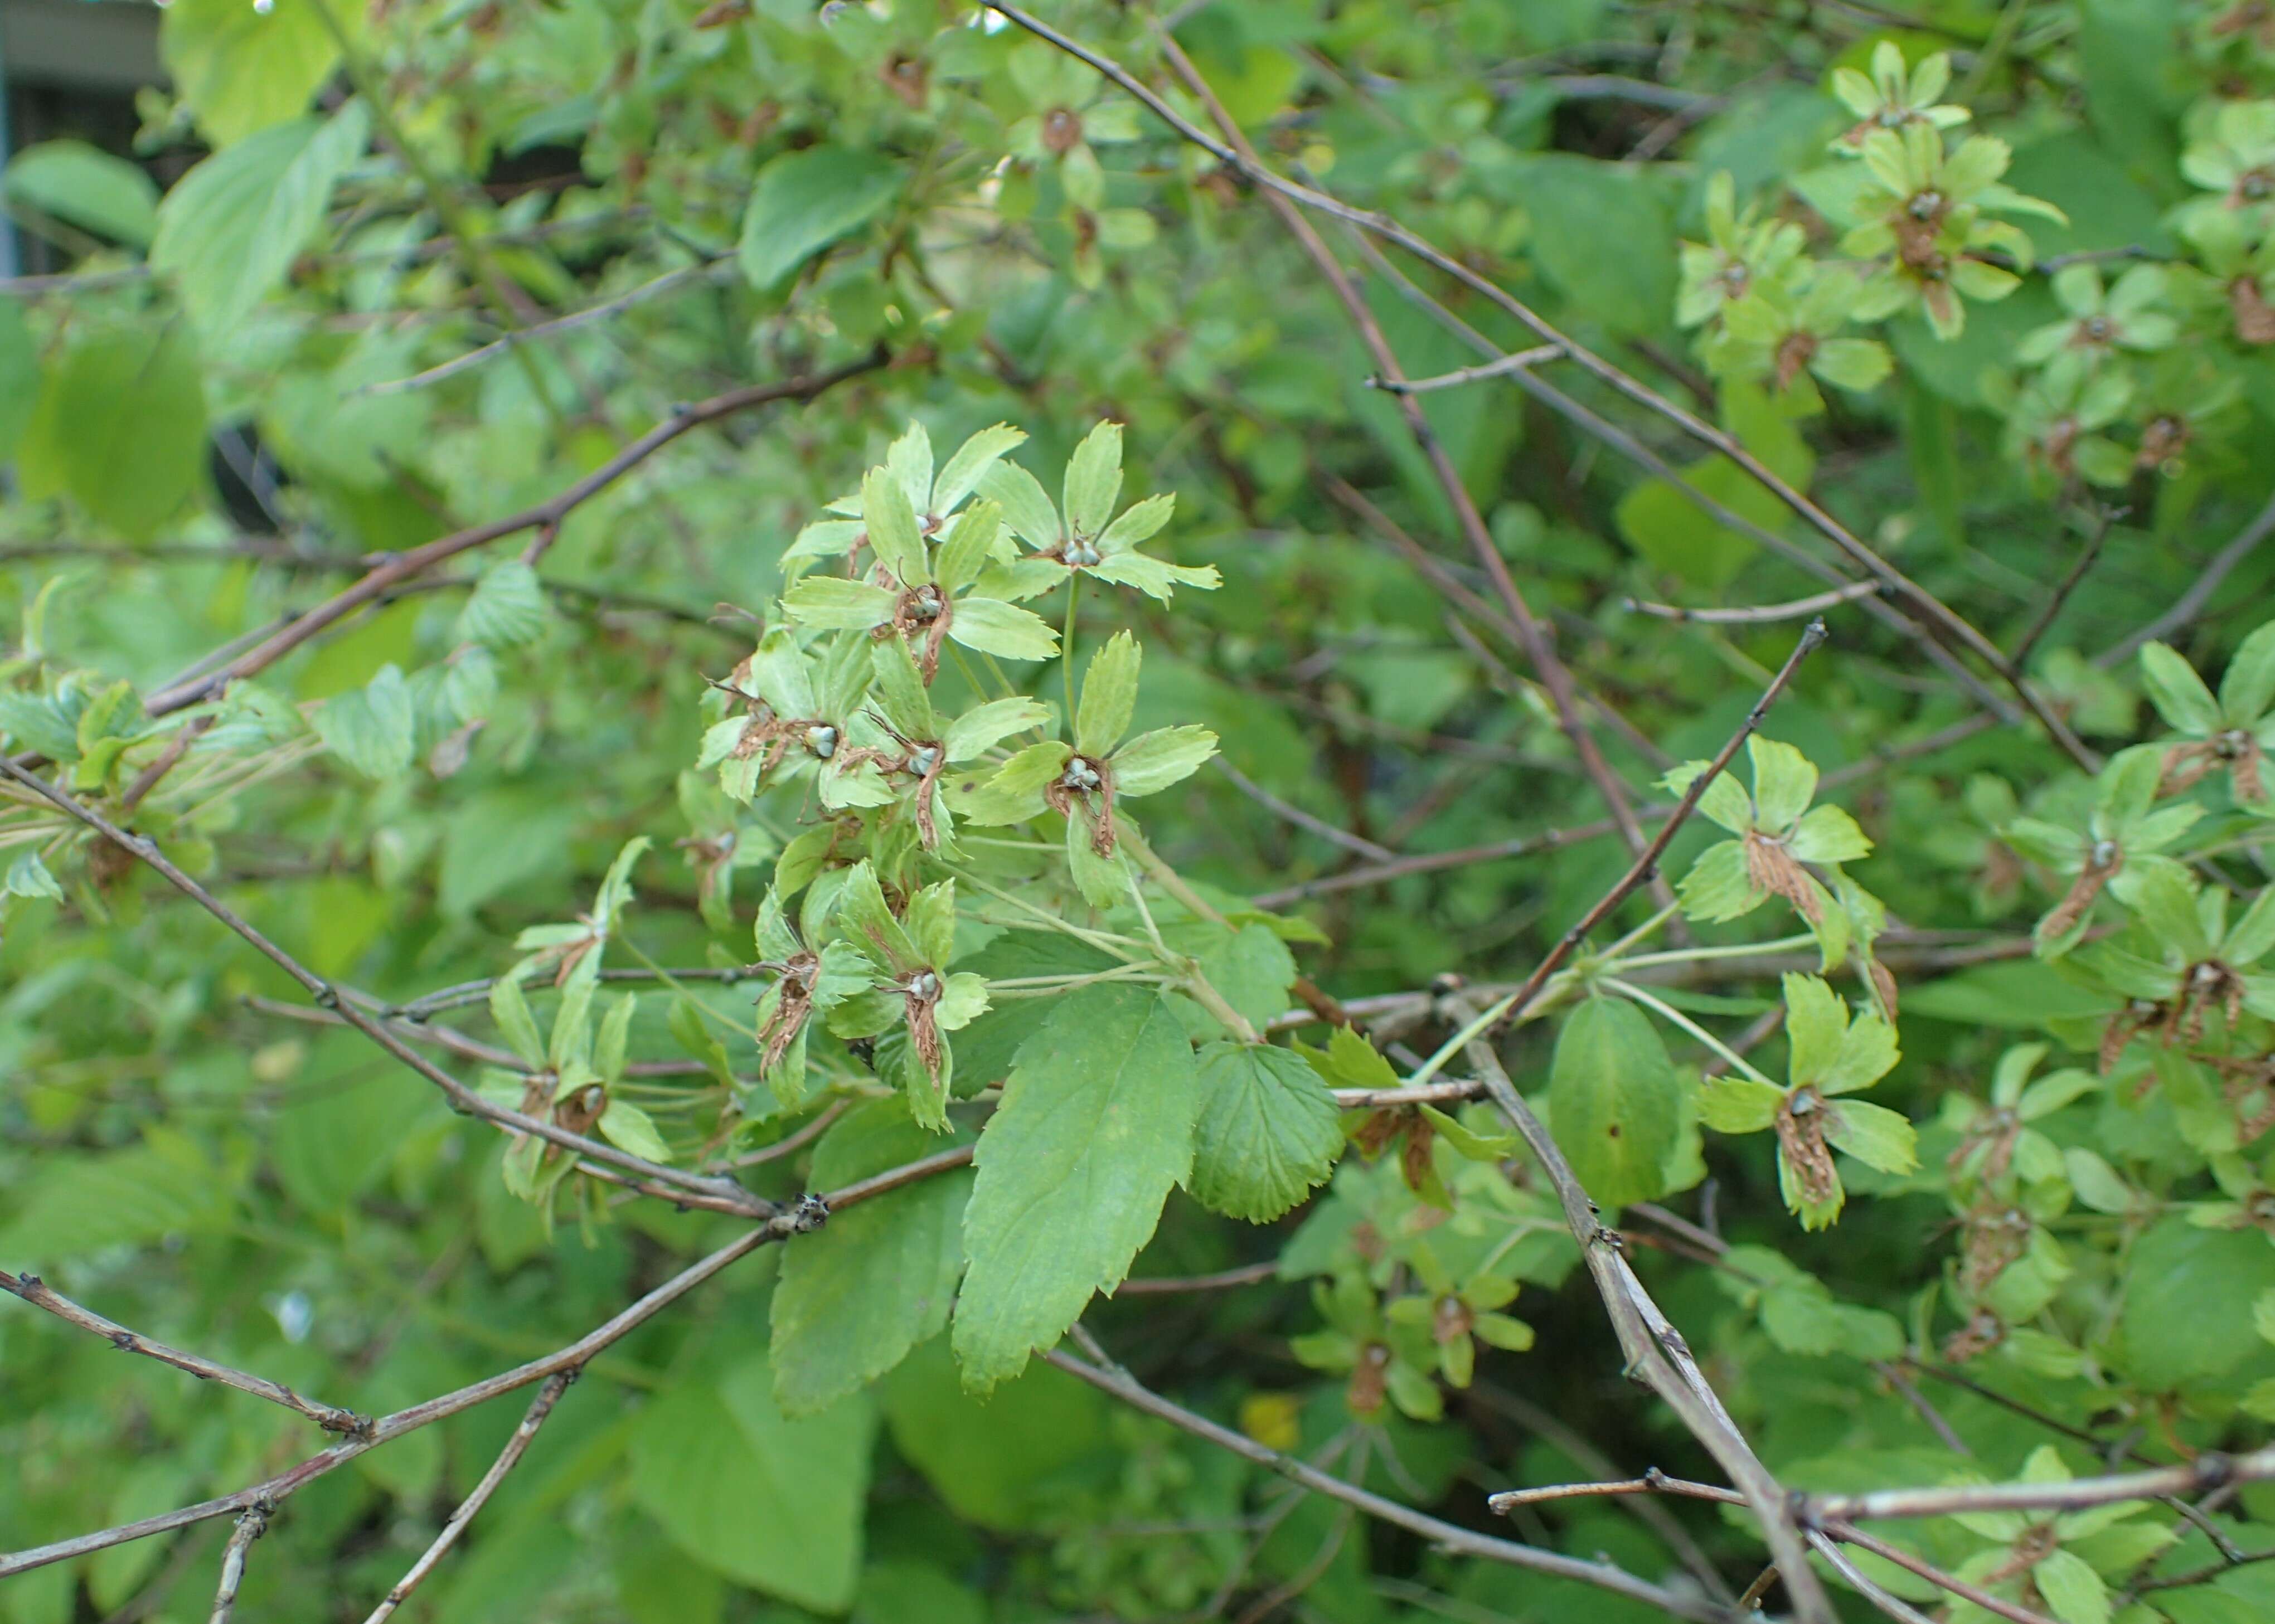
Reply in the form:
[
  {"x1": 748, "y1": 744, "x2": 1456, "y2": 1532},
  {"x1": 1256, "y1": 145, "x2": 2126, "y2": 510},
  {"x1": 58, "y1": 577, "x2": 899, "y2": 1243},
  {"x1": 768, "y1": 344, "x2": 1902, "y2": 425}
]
[
  {"x1": 905, "y1": 974, "x2": 945, "y2": 1082},
  {"x1": 556, "y1": 1082, "x2": 607, "y2": 1136},
  {"x1": 1947, "y1": 1107, "x2": 2019, "y2": 1185},
  {"x1": 1941, "y1": 1308, "x2": 2006, "y2": 1364},
  {"x1": 2158, "y1": 740, "x2": 2220, "y2": 796},
  {"x1": 1744, "y1": 829, "x2": 1823, "y2": 922},
  {"x1": 2207, "y1": 1054, "x2": 2275, "y2": 1142},
  {"x1": 1351, "y1": 1107, "x2": 1408, "y2": 1159},
  {"x1": 1775, "y1": 1088, "x2": 1839, "y2": 1207},
  {"x1": 2038, "y1": 842, "x2": 2122, "y2": 944},
  {"x1": 2101, "y1": 999, "x2": 2164, "y2": 1075},
  {"x1": 2234, "y1": 276, "x2": 2275, "y2": 344},
  {"x1": 1868, "y1": 957, "x2": 1901, "y2": 1023},
  {"x1": 1346, "y1": 1344, "x2": 1389, "y2": 1416},
  {"x1": 1399, "y1": 1115, "x2": 1440, "y2": 1195},
  {"x1": 1432, "y1": 1296, "x2": 1474, "y2": 1345},
  {"x1": 1959, "y1": 1203, "x2": 2031, "y2": 1295},
  {"x1": 758, "y1": 953, "x2": 818, "y2": 1073}
]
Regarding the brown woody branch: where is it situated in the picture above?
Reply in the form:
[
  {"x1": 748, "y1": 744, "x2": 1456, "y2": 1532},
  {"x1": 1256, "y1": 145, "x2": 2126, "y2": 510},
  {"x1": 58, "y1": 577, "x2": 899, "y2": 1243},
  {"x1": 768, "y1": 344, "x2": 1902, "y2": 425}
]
[
  {"x1": 0, "y1": 1270, "x2": 367, "y2": 1436},
  {"x1": 205, "y1": 1506, "x2": 270, "y2": 1624},
  {"x1": 141, "y1": 348, "x2": 887, "y2": 718},
  {"x1": 983, "y1": 3, "x2": 2092, "y2": 772},
  {"x1": 1042, "y1": 1338, "x2": 1730, "y2": 1623},
  {"x1": 360, "y1": 1370, "x2": 576, "y2": 1623},
  {"x1": 1803, "y1": 1447, "x2": 2275, "y2": 1524},
  {"x1": 0, "y1": 755, "x2": 768, "y2": 1215},
  {"x1": 1147, "y1": 28, "x2": 1667, "y2": 899}
]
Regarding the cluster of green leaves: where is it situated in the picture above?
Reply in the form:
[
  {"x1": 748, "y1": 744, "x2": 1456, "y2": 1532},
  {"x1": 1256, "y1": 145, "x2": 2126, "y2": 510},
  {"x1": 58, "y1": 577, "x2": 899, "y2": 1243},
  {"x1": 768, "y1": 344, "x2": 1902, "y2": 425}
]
[{"x1": 12, "y1": 4, "x2": 2275, "y2": 1624}]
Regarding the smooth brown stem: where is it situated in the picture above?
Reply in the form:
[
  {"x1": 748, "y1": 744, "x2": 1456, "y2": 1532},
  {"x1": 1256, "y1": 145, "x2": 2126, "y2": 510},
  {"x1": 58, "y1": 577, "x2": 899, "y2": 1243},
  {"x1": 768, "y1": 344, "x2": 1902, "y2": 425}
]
[{"x1": 1110, "y1": 1261, "x2": 1280, "y2": 1296}]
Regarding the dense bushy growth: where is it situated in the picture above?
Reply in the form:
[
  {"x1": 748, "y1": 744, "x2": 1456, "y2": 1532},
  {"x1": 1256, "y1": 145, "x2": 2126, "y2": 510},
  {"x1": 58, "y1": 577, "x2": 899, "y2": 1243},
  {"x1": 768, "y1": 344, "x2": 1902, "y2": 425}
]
[{"x1": 7, "y1": 4, "x2": 2275, "y2": 1623}]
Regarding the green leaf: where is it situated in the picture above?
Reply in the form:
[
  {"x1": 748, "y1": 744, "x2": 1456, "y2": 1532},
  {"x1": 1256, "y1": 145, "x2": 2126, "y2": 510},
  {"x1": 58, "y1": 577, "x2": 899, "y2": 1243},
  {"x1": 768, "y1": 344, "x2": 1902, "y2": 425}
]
[
  {"x1": 0, "y1": 1131, "x2": 236, "y2": 1264},
  {"x1": 738, "y1": 144, "x2": 901, "y2": 290},
  {"x1": 954, "y1": 985, "x2": 1202, "y2": 1390},
  {"x1": 151, "y1": 104, "x2": 370, "y2": 334},
  {"x1": 16, "y1": 323, "x2": 208, "y2": 541},
  {"x1": 1749, "y1": 736, "x2": 1818, "y2": 830},
  {"x1": 162, "y1": 0, "x2": 345, "y2": 147},
  {"x1": 978, "y1": 460, "x2": 1063, "y2": 550},
  {"x1": 1063, "y1": 420, "x2": 1124, "y2": 539},
  {"x1": 934, "y1": 424, "x2": 1027, "y2": 513},
  {"x1": 1076, "y1": 630, "x2": 1140, "y2": 758},
  {"x1": 489, "y1": 976, "x2": 546, "y2": 1069},
  {"x1": 1783, "y1": 974, "x2": 1848, "y2": 1088},
  {"x1": 4, "y1": 850, "x2": 64, "y2": 903},
  {"x1": 1548, "y1": 996, "x2": 1681, "y2": 1209},
  {"x1": 2140, "y1": 642, "x2": 2222, "y2": 737},
  {"x1": 862, "y1": 465, "x2": 927, "y2": 585},
  {"x1": 1699, "y1": 1076, "x2": 1785, "y2": 1133},
  {"x1": 773, "y1": 1101, "x2": 974, "y2": 1414},
  {"x1": 1187, "y1": 1042, "x2": 1344, "y2": 1222},
  {"x1": 313, "y1": 664, "x2": 416, "y2": 780},
  {"x1": 880, "y1": 1339, "x2": 1106, "y2": 1531},
  {"x1": 2219, "y1": 621, "x2": 2275, "y2": 725},
  {"x1": 1512, "y1": 154, "x2": 1676, "y2": 337},
  {"x1": 1111, "y1": 725, "x2": 1216, "y2": 796},
  {"x1": 1824, "y1": 1098, "x2": 1918, "y2": 1175},
  {"x1": 598, "y1": 1098, "x2": 671, "y2": 1163},
  {"x1": 629, "y1": 1356, "x2": 876, "y2": 1611},
  {"x1": 2035, "y1": 1549, "x2": 2111, "y2": 1624},
  {"x1": 947, "y1": 596, "x2": 1061, "y2": 660},
  {"x1": 455, "y1": 561, "x2": 550, "y2": 648},
  {"x1": 2114, "y1": 1218, "x2": 2275, "y2": 1388},
  {"x1": 782, "y1": 576, "x2": 896, "y2": 630},
  {"x1": 1, "y1": 142, "x2": 159, "y2": 247}
]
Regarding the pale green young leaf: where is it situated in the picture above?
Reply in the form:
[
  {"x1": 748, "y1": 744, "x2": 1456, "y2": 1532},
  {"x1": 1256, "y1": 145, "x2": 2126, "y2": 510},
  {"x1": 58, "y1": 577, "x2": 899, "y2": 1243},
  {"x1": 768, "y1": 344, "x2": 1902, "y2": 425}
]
[
  {"x1": 1824, "y1": 1099, "x2": 1917, "y2": 1174},
  {"x1": 151, "y1": 103, "x2": 369, "y2": 334},
  {"x1": 2140, "y1": 642, "x2": 2222, "y2": 737},
  {"x1": 782, "y1": 577, "x2": 895, "y2": 630},
  {"x1": 1699, "y1": 1076, "x2": 1786, "y2": 1134},
  {"x1": 2222, "y1": 886, "x2": 2275, "y2": 968},
  {"x1": 1548, "y1": 996, "x2": 1681, "y2": 1209},
  {"x1": 2219, "y1": 621, "x2": 2275, "y2": 725},
  {"x1": 1782, "y1": 973, "x2": 1849, "y2": 1089},
  {"x1": 773, "y1": 1101, "x2": 974, "y2": 1415},
  {"x1": 1065, "y1": 807, "x2": 1127, "y2": 908},
  {"x1": 955, "y1": 740, "x2": 1071, "y2": 825},
  {"x1": 977, "y1": 461, "x2": 1063, "y2": 551},
  {"x1": 1418, "y1": 1103, "x2": 1518, "y2": 1160},
  {"x1": 1063, "y1": 420, "x2": 1124, "y2": 539},
  {"x1": 1086, "y1": 550, "x2": 1221, "y2": 600},
  {"x1": 870, "y1": 636, "x2": 937, "y2": 742},
  {"x1": 947, "y1": 597, "x2": 1060, "y2": 660},
  {"x1": 313, "y1": 664, "x2": 415, "y2": 780},
  {"x1": 1187, "y1": 1042, "x2": 1343, "y2": 1222},
  {"x1": 4, "y1": 851, "x2": 64, "y2": 903},
  {"x1": 1678, "y1": 840, "x2": 1761, "y2": 921},
  {"x1": 1096, "y1": 492, "x2": 1174, "y2": 555},
  {"x1": 1789, "y1": 804, "x2": 1872, "y2": 864},
  {"x1": 1111, "y1": 725, "x2": 1216, "y2": 796},
  {"x1": 1, "y1": 142, "x2": 159, "y2": 247},
  {"x1": 1302, "y1": 1024, "x2": 1401, "y2": 1092},
  {"x1": 1749, "y1": 736, "x2": 1818, "y2": 830},
  {"x1": 862, "y1": 466, "x2": 927, "y2": 585},
  {"x1": 954, "y1": 986, "x2": 1201, "y2": 1390},
  {"x1": 2034, "y1": 1549, "x2": 2111, "y2": 1624},
  {"x1": 599, "y1": 1097, "x2": 671, "y2": 1164},
  {"x1": 1076, "y1": 630, "x2": 1140, "y2": 758},
  {"x1": 942, "y1": 697, "x2": 1050, "y2": 761},
  {"x1": 489, "y1": 977, "x2": 546, "y2": 1069},
  {"x1": 1824, "y1": 1008, "x2": 1900, "y2": 1096},
  {"x1": 934, "y1": 426, "x2": 1029, "y2": 516},
  {"x1": 595, "y1": 993, "x2": 636, "y2": 1085},
  {"x1": 885, "y1": 422, "x2": 933, "y2": 517},
  {"x1": 1666, "y1": 760, "x2": 1756, "y2": 833},
  {"x1": 935, "y1": 500, "x2": 1003, "y2": 594}
]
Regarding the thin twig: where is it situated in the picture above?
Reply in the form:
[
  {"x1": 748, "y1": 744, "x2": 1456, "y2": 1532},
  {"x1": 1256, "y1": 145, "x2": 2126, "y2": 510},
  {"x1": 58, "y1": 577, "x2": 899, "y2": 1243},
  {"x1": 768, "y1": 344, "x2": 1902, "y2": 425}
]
[
  {"x1": 1111, "y1": 1260, "x2": 1280, "y2": 1296},
  {"x1": 986, "y1": 2, "x2": 2092, "y2": 772},
  {"x1": 0, "y1": 756, "x2": 767, "y2": 1213},
  {"x1": 1368, "y1": 343, "x2": 1564, "y2": 395},
  {"x1": 2011, "y1": 504, "x2": 2121, "y2": 664},
  {"x1": 142, "y1": 349, "x2": 886, "y2": 717},
  {"x1": 1037, "y1": 1344, "x2": 1725, "y2": 1622},
  {"x1": 2103, "y1": 483, "x2": 2275, "y2": 662},
  {"x1": 357, "y1": 256, "x2": 733, "y2": 397},
  {"x1": 205, "y1": 1506, "x2": 269, "y2": 1624},
  {"x1": 1486, "y1": 618, "x2": 1827, "y2": 1034},
  {"x1": 0, "y1": 1271, "x2": 367, "y2": 1436},
  {"x1": 1628, "y1": 581, "x2": 1884, "y2": 624},
  {"x1": 1805, "y1": 1447, "x2": 2275, "y2": 1524},
  {"x1": 360, "y1": 1370, "x2": 576, "y2": 1623},
  {"x1": 1211, "y1": 755, "x2": 1395, "y2": 862}
]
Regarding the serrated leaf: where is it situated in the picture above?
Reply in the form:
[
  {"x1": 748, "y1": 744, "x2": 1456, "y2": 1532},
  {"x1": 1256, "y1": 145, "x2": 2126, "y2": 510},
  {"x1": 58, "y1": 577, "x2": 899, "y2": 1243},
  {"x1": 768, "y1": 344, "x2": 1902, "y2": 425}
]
[
  {"x1": 313, "y1": 664, "x2": 415, "y2": 780},
  {"x1": 954, "y1": 986, "x2": 1201, "y2": 1390},
  {"x1": 456, "y1": 560, "x2": 550, "y2": 647},
  {"x1": 1548, "y1": 997, "x2": 1680, "y2": 1209},
  {"x1": 1075, "y1": 630, "x2": 1139, "y2": 758},
  {"x1": 2034, "y1": 1549, "x2": 2110, "y2": 1624},
  {"x1": 598, "y1": 1097, "x2": 671, "y2": 1163},
  {"x1": 1187, "y1": 1042, "x2": 1343, "y2": 1222},
  {"x1": 489, "y1": 976, "x2": 546, "y2": 1069},
  {"x1": 1112, "y1": 725, "x2": 1216, "y2": 796},
  {"x1": 1063, "y1": 420, "x2": 1123, "y2": 539},
  {"x1": 1824, "y1": 1098, "x2": 1918, "y2": 1174},
  {"x1": 1749, "y1": 736, "x2": 1818, "y2": 829},
  {"x1": 738, "y1": 144, "x2": 899, "y2": 289},
  {"x1": 2140, "y1": 641, "x2": 2221, "y2": 737},
  {"x1": 947, "y1": 596, "x2": 1060, "y2": 660},
  {"x1": 1699, "y1": 1076, "x2": 1785, "y2": 1133}
]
